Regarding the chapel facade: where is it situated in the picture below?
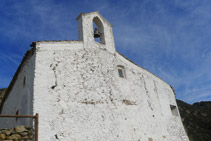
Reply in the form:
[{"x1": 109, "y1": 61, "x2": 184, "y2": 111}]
[{"x1": 0, "y1": 12, "x2": 189, "y2": 141}]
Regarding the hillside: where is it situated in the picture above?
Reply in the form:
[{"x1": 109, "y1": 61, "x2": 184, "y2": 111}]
[{"x1": 177, "y1": 99, "x2": 211, "y2": 141}]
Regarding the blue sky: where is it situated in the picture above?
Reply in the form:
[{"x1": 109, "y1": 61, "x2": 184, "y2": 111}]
[{"x1": 0, "y1": 0, "x2": 210, "y2": 104}]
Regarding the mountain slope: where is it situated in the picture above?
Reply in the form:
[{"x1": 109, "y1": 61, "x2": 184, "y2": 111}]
[{"x1": 177, "y1": 99, "x2": 211, "y2": 141}]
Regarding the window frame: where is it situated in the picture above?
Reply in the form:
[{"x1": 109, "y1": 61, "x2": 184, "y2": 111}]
[{"x1": 117, "y1": 65, "x2": 126, "y2": 78}]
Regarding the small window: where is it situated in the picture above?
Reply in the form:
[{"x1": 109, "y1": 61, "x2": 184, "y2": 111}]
[
  {"x1": 23, "y1": 76, "x2": 26, "y2": 86},
  {"x1": 170, "y1": 105, "x2": 179, "y2": 116},
  {"x1": 118, "y1": 69, "x2": 124, "y2": 77},
  {"x1": 16, "y1": 110, "x2": 19, "y2": 121},
  {"x1": 117, "y1": 65, "x2": 126, "y2": 78}
]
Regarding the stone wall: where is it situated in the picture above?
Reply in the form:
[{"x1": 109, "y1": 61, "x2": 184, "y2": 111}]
[{"x1": 0, "y1": 125, "x2": 34, "y2": 140}]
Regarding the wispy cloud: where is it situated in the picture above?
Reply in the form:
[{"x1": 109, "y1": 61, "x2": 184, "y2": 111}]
[{"x1": 0, "y1": 53, "x2": 21, "y2": 66}]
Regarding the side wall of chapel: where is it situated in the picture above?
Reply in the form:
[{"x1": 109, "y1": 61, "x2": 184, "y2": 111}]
[{"x1": 0, "y1": 50, "x2": 35, "y2": 128}]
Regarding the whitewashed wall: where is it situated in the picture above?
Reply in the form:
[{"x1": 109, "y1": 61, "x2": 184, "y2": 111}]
[
  {"x1": 0, "y1": 50, "x2": 35, "y2": 128},
  {"x1": 33, "y1": 40, "x2": 189, "y2": 141}
]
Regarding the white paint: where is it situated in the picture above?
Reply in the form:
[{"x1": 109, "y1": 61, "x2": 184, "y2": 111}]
[{"x1": 1, "y1": 12, "x2": 189, "y2": 141}]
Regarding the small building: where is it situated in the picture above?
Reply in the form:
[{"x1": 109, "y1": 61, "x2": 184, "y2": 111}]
[{"x1": 0, "y1": 12, "x2": 189, "y2": 141}]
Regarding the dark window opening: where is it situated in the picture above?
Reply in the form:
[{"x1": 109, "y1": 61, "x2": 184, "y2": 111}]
[
  {"x1": 170, "y1": 105, "x2": 179, "y2": 116},
  {"x1": 118, "y1": 69, "x2": 124, "y2": 78},
  {"x1": 117, "y1": 65, "x2": 126, "y2": 78},
  {"x1": 23, "y1": 76, "x2": 26, "y2": 86},
  {"x1": 16, "y1": 110, "x2": 19, "y2": 121}
]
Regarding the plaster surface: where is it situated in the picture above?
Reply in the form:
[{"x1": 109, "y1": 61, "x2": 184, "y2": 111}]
[{"x1": 33, "y1": 41, "x2": 189, "y2": 141}]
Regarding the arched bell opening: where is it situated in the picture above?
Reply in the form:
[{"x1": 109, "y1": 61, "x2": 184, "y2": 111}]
[{"x1": 93, "y1": 17, "x2": 105, "y2": 44}]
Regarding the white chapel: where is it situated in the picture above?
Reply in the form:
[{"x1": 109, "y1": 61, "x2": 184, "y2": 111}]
[{"x1": 0, "y1": 12, "x2": 189, "y2": 141}]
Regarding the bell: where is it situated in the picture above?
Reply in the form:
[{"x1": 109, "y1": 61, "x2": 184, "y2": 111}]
[{"x1": 94, "y1": 28, "x2": 100, "y2": 38}]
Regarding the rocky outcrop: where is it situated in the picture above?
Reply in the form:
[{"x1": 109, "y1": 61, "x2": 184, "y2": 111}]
[{"x1": 0, "y1": 125, "x2": 34, "y2": 140}]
